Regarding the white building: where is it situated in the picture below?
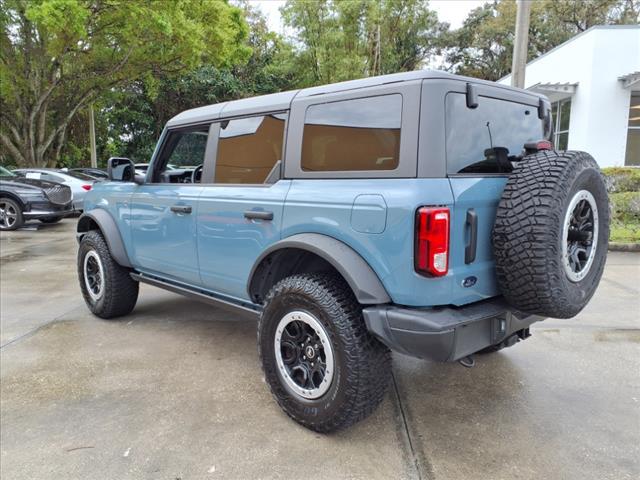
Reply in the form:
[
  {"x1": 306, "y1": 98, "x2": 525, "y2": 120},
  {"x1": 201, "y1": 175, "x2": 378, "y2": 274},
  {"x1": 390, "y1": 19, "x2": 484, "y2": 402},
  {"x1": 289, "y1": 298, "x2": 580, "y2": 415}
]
[{"x1": 499, "y1": 25, "x2": 639, "y2": 167}]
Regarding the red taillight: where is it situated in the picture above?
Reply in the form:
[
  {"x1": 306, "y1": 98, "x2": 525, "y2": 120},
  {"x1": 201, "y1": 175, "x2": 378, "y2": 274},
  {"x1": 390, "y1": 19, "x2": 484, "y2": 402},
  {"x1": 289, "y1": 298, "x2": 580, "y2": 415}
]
[
  {"x1": 81, "y1": 184, "x2": 92, "y2": 191},
  {"x1": 524, "y1": 139, "x2": 553, "y2": 154},
  {"x1": 536, "y1": 140, "x2": 553, "y2": 151},
  {"x1": 415, "y1": 207, "x2": 450, "y2": 277}
]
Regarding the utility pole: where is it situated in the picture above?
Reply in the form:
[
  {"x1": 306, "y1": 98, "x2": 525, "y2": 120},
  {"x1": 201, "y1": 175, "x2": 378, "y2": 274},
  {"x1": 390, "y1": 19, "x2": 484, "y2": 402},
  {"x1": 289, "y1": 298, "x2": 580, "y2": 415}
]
[
  {"x1": 89, "y1": 104, "x2": 97, "y2": 168},
  {"x1": 511, "y1": 0, "x2": 531, "y2": 88}
]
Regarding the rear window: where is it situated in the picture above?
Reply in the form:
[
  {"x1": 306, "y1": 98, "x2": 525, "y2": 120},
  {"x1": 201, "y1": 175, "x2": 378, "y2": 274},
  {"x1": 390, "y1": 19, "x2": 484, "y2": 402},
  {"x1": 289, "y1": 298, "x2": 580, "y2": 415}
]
[
  {"x1": 446, "y1": 93, "x2": 544, "y2": 174},
  {"x1": 301, "y1": 95, "x2": 401, "y2": 172}
]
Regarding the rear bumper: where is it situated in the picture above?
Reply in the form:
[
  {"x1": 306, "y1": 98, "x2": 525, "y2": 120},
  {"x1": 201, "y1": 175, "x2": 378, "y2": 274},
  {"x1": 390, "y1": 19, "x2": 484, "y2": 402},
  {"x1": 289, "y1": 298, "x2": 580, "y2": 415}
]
[{"x1": 363, "y1": 297, "x2": 544, "y2": 362}]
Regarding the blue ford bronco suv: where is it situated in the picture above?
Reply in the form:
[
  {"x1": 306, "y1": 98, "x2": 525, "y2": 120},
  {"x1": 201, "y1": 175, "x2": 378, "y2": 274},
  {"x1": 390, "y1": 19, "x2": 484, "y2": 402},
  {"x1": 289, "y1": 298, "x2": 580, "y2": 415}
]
[{"x1": 77, "y1": 70, "x2": 609, "y2": 432}]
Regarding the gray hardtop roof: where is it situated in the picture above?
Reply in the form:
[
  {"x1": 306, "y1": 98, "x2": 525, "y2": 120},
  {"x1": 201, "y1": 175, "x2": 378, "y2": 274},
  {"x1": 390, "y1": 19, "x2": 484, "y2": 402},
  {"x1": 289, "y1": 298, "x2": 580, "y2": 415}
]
[{"x1": 166, "y1": 69, "x2": 543, "y2": 128}]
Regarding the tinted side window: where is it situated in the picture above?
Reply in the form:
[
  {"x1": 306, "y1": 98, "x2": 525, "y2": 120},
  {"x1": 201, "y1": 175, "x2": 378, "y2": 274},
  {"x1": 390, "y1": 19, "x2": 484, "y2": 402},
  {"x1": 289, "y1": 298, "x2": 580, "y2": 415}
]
[
  {"x1": 164, "y1": 128, "x2": 209, "y2": 168},
  {"x1": 215, "y1": 114, "x2": 286, "y2": 184},
  {"x1": 446, "y1": 93, "x2": 544, "y2": 174},
  {"x1": 301, "y1": 95, "x2": 401, "y2": 172},
  {"x1": 152, "y1": 125, "x2": 209, "y2": 182}
]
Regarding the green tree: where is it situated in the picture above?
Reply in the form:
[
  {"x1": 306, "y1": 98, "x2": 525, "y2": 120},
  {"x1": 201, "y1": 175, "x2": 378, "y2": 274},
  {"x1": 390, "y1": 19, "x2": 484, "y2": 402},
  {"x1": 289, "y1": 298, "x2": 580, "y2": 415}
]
[
  {"x1": 444, "y1": 0, "x2": 640, "y2": 81},
  {"x1": 97, "y1": 2, "x2": 301, "y2": 164},
  {"x1": 0, "y1": 0, "x2": 250, "y2": 167},
  {"x1": 281, "y1": 0, "x2": 444, "y2": 86}
]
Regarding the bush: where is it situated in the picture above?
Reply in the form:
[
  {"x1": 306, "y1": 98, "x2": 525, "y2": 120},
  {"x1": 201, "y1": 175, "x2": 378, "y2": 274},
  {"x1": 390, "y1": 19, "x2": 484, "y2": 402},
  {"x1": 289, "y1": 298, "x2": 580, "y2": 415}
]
[
  {"x1": 602, "y1": 167, "x2": 640, "y2": 193},
  {"x1": 610, "y1": 192, "x2": 640, "y2": 224},
  {"x1": 603, "y1": 168, "x2": 640, "y2": 243}
]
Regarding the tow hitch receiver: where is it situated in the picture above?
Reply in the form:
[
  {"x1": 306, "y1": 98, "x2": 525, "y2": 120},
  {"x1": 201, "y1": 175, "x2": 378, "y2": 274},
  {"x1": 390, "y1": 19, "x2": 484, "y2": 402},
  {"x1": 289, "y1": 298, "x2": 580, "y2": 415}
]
[
  {"x1": 458, "y1": 328, "x2": 532, "y2": 368},
  {"x1": 494, "y1": 328, "x2": 532, "y2": 351}
]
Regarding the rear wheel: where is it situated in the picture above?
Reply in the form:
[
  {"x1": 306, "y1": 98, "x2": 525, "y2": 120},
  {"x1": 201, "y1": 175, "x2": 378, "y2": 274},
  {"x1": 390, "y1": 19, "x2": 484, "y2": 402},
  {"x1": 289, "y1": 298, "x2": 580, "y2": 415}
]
[
  {"x1": 492, "y1": 151, "x2": 609, "y2": 318},
  {"x1": 78, "y1": 230, "x2": 139, "y2": 319},
  {"x1": 0, "y1": 198, "x2": 24, "y2": 231},
  {"x1": 258, "y1": 273, "x2": 391, "y2": 433}
]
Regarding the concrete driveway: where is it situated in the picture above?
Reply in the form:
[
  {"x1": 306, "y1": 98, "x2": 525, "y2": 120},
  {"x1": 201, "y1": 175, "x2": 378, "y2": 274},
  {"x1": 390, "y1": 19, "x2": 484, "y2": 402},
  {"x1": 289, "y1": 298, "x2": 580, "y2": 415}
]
[{"x1": 1, "y1": 219, "x2": 639, "y2": 480}]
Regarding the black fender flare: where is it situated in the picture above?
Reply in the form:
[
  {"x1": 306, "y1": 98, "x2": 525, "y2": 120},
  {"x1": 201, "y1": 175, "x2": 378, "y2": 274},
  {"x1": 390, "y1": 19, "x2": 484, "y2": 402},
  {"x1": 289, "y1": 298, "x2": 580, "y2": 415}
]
[
  {"x1": 76, "y1": 209, "x2": 132, "y2": 268},
  {"x1": 0, "y1": 191, "x2": 26, "y2": 209},
  {"x1": 248, "y1": 233, "x2": 391, "y2": 305}
]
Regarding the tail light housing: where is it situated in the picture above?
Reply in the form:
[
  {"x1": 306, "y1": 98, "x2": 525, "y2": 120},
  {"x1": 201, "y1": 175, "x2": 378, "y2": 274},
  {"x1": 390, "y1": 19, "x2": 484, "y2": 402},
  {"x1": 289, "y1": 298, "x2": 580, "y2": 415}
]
[
  {"x1": 81, "y1": 184, "x2": 92, "y2": 191},
  {"x1": 415, "y1": 207, "x2": 450, "y2": 277},
  {"x1": 524, "y1": 139, "x2": 553, "y2": 155}
]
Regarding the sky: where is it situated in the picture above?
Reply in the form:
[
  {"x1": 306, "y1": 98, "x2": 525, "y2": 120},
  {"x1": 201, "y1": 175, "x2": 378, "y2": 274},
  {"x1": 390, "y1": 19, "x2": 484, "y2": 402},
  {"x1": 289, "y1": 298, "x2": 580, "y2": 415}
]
[{"x1": 250, "y1": 0, "x2": 489, "y2": 34}]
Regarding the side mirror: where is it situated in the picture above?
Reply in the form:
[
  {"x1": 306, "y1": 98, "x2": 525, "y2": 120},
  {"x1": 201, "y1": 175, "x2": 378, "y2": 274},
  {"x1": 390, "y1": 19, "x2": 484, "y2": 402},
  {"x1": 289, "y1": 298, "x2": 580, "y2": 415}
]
[{"x1": 107, "y1": 157, "x2": 142, "y2": 184}]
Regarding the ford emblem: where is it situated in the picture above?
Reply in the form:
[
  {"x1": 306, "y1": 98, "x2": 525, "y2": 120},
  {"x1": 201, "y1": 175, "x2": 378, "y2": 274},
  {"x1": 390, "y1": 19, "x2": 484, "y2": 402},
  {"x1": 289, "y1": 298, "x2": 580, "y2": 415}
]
[{"x1": 462, "y1": 276, "x2": 477, "y2": 288}]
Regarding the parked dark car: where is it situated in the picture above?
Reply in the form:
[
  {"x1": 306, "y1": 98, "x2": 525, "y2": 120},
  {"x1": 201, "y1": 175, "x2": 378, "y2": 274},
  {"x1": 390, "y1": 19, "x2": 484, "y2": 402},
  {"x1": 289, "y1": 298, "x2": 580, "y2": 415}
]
[
  {"x1": 13, "y1": 168, "x2": 96, "y2": 211},
  {"x1": 0, "y1": 166, "x2": 73, "y2": 230},
  {"x1": 64, "y1": 167, "x2": 109, "y2": 180}
]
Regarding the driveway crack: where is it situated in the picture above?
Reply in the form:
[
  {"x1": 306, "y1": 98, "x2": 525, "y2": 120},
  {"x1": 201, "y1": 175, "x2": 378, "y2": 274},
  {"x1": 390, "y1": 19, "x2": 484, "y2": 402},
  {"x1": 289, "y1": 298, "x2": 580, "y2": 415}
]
[
  {"x1": 391, "y1": 369, "x2": 435, "y2": 480},
  {"x1": 0, "y1": 304, "x2": 84, "y2": 350}
]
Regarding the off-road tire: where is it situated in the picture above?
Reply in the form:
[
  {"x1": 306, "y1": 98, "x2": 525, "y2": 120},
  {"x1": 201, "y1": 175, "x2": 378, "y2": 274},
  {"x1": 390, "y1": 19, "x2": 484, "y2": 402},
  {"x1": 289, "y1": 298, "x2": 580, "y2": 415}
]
[
  {"x1": 258, "y1": 273, "x2": 391, "y2": 433},
  {"x1": 0, "y1": 198, "x2": 24, "y2": 231},
  {"x1": 492, "y1": 151, "x2": 609, "y2": 318},
  {"x1": 78, "y1": 230, "x2": 139, "y2": 319}
]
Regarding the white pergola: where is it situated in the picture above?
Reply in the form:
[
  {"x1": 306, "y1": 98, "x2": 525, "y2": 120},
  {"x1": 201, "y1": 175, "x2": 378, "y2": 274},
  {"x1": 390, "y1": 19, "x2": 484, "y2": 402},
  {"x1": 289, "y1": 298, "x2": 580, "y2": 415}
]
[
  {"x1": 618, "y1": 72, "x2": 640, "y2": 90},
  {"x1": 527, "y1": 82, "x2": 578, "y2": 102}
]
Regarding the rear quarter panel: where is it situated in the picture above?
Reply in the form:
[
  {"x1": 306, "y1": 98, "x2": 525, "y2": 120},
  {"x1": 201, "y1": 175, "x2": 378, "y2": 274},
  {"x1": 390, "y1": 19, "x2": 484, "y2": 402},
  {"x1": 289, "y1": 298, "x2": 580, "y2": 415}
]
[
  {"x1": 282, "y1": 179, "x2": 448, "y2": 306},
  {"x1": 283, "y1": 178, "x2": 505, "y2": 307}
]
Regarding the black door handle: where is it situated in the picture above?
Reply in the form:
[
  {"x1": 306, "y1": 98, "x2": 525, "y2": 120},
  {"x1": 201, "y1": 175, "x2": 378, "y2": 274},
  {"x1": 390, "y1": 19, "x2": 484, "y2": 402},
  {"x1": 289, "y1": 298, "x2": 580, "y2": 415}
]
[
  {"x1": 170, "y1": 205, "x2": 192, "y2": 214},
  {"x1": 244, "y1": 210, "x2": 273, "y2": 221},
  {"x1": 465, "y1": 208, "x2": 477, "y2": 264}
]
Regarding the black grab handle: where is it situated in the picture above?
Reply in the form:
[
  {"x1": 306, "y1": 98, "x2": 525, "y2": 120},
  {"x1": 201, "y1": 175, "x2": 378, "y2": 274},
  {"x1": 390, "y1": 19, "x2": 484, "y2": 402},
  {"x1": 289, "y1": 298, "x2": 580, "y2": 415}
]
[
  {"x1": 170, "y1": 205, "x2": 192, "y2": 214},
  {"x1": 244, "y1": 210, "x2": 273, "y2": 221},
  {"x1": 465, "y1": 208, "x2": 477, "y2": 264}
]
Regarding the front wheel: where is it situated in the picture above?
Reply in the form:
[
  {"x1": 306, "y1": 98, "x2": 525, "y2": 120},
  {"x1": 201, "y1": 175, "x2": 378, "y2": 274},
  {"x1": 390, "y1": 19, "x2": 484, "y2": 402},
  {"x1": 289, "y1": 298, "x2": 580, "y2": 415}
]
[
  {"x1": 0, "y1": 198, "x2": 24, "y2": 231},
  {"x1": 258, "y1": 273, "x2": 391, "y2": 433},
  {"x1": 78, "y1": 230, "x2": 139, "y2": 319}
]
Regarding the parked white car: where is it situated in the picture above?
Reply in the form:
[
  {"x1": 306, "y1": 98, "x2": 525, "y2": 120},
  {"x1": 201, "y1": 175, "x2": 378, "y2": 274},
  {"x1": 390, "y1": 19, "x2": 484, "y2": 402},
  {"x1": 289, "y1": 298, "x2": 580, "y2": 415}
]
[{"x1": 13, "y1": 168, "x2": 97, "y2": 211}]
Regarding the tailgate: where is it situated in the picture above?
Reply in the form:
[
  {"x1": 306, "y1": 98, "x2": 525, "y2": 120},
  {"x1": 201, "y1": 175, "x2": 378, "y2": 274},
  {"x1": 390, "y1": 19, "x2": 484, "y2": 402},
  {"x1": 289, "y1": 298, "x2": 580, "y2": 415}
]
[{"x1": 447, "y1": 176, "x2": 507, "y2": 305}]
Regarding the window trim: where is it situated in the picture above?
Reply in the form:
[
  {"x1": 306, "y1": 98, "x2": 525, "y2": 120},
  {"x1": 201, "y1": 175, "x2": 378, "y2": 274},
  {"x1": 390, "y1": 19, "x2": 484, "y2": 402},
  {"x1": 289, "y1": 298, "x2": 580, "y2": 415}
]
[
  {"x1": 625, "y1": 93, "x2": 640, "y2": 166},
  {"x1": 285, "y1": 81, "x2": 421, "y2": 179},
  {"x1": 552, "y1": 98, "x2": 571, "y2": 149}
]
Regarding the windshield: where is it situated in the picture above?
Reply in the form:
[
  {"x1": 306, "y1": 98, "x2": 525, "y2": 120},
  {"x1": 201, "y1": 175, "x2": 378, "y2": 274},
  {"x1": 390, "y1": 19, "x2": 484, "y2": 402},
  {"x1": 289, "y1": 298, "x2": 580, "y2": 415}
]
[{"x1": 0, "y1": 166, "x2": 16, "y2": 177}]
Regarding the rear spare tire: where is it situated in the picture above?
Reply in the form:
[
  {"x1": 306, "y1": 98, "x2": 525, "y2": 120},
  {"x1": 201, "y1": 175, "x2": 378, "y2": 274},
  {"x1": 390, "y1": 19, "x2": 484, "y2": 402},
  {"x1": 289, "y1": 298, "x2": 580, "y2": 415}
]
[{"x1": 492, "y1": 151, "x2": 609, "y2": 318}]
